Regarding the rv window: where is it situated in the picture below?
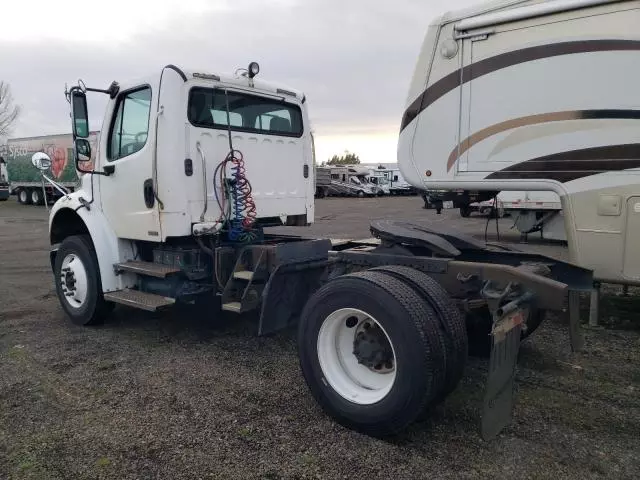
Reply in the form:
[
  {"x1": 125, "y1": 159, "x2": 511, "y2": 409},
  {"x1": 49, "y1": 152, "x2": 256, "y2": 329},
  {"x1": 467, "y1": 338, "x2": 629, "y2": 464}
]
[
  {"x1": 393, "y1": 175, "x2": 398, "y2": 181},
  {"x1": 188, "y1": 87, "x2": 303, "y2": 137}
]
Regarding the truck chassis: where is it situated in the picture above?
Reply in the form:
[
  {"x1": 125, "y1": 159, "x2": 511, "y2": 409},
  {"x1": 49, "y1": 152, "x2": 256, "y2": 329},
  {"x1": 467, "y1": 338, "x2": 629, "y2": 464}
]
[{"x1": 49, "y1": 214, "x2": 591, "y2": 439}]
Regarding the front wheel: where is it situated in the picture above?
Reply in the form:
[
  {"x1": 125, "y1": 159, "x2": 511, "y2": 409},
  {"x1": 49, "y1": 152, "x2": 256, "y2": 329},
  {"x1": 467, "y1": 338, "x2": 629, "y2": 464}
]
[
  {"x1": 54, "y1": 235, "x2": 112, "y2": 326},
  {"x1": 459, "y1": 205, "x2": 471, "y2": 218},
  {"x1": 298, "y1": 271, "x2": 446, "y2": 437}
]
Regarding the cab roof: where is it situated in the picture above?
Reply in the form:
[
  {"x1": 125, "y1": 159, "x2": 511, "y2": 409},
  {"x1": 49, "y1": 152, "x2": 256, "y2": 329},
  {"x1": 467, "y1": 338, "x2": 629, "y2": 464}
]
[{"x1": 180, "y1": 67, "x2": 305, "y2": 102}]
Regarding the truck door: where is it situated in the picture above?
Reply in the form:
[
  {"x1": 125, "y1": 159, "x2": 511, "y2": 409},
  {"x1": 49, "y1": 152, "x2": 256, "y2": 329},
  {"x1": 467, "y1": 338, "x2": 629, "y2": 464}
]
[{"x1": 99, "y1": 86, "x2": 162, "y2": 240}]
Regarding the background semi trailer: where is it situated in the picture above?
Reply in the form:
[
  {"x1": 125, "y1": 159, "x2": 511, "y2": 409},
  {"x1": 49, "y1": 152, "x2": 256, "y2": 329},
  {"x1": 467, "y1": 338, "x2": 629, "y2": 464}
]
[{"x1": 0, "y1": 132, "x2": 99, "y2": 205}]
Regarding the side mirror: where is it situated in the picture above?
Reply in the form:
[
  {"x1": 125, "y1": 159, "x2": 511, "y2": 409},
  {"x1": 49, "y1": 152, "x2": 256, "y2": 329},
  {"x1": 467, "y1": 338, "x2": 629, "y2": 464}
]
[
  {"x1": 70, "y1": 90, "x2": 90, "y2": 138},
  {"x1": 31, "y1": 152, "x2": 52, "y2": 171},
  {"x1": 75, "y1": 138, "x2": 92, "y2": 163}
]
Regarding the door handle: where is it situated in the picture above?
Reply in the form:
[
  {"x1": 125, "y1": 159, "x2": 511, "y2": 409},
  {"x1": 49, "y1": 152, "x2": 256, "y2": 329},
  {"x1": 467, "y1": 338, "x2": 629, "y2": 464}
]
[{"x1": 143, "y1": 178, "x2": 155, "y2": 208}]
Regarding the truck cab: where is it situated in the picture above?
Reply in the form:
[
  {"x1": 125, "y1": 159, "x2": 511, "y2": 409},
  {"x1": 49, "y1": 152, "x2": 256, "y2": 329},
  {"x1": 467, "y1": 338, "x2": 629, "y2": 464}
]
[
  {"x1": 80, "y1": 65, "x2": 314, "y2": 243},
  {"x1": 34, "y1": 63, "x2": 317, "y2": 326}
]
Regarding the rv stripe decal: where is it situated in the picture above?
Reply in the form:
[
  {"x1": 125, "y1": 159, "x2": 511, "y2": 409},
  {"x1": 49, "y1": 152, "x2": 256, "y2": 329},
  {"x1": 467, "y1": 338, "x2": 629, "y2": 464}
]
[
  {"x1": 447, "y1": 109, "x2": 640, "y2": 171},
  {"x1": 484, "y1": 144, "x2": 640, "y2": 183},
  {"x1": 400, "y1": 40, "x2": 640, "y2": 132}
]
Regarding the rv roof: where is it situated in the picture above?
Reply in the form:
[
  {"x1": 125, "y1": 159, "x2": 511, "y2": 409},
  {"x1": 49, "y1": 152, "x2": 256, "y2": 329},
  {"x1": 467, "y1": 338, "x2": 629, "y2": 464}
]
[{"x1": 438, "y1": 0, "x2": 623, "y2": 30}]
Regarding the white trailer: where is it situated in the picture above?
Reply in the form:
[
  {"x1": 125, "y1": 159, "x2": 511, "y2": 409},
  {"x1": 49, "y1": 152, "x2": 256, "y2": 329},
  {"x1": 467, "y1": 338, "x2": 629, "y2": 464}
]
[
  {"x1": 33, "y1": 46, "x2": 593, "y2": 439},
  {"x1": 399, "y1": 0, "x2": 640, "y2": 285}
]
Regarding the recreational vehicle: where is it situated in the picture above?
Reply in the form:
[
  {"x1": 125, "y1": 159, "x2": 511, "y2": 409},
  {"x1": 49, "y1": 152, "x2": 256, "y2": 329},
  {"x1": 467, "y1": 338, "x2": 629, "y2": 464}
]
[
  {"x1": 326, "y1": 165, "x2": 383, "y2": 197},
  {"x1": 399, "y1": 0, "x2": 640, "y2": 284}
]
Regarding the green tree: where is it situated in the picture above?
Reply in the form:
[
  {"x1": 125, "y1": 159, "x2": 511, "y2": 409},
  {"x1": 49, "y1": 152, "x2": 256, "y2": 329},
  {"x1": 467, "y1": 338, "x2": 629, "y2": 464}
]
[{"x1": 327, "y1": 150, "x2": 360, "y2": 165}]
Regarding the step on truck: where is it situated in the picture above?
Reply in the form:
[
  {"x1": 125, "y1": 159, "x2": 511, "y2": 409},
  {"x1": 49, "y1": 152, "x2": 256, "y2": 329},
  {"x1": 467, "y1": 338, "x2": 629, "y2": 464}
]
[
  {"x1": 32, "y1": 57, "x2": 592, "y2": 440},
  {"x1": 0, "y1": 132, "x2": 99, "y2": 205}
]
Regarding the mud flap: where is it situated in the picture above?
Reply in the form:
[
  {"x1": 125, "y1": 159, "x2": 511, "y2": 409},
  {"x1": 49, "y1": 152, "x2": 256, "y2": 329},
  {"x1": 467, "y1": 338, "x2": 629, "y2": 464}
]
[
  {"x1": 481, "y1": 309, "x2": 525, "y2": 440},
  {"x1": 258, "y1": 260, "x2": 328, "y2": 336}
]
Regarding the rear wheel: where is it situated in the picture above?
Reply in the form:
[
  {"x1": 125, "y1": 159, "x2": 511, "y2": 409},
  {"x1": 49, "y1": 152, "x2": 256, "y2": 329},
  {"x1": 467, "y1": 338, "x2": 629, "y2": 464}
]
[
  {"x1": 31, "y1": 188, "x2": 44, "y2": 205},
  {"x1": 459, "y1": 205, "x2": 471, "y2": 218},
  {"x1": 54, "y1": 235, "x2": 112, "y2": 326},
  {"x1": 370, "y1": 266, "x2": 468, "y2": 401},
  {"x1": 18, "y1": 189, "x2": 31, "y2": 205},
  {"x1": 357, "y1": 190, "x2": 365, "y2": 198},
  {"x1": 298, "y1": 270, "x2": 446, "y2": 437}
]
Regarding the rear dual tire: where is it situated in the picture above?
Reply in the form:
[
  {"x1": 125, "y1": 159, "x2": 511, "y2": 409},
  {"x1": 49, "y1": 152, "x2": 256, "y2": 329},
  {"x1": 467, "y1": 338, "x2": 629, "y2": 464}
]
[
  {"x1": 18, "y1": 189, "x2": 31, "y2": 205},
  {"x1": 31, "y1": 189, "x2": 44, "y2": 206},
  {"x1": 298, "y1": 269, "x2": 467, "y2": 437}
]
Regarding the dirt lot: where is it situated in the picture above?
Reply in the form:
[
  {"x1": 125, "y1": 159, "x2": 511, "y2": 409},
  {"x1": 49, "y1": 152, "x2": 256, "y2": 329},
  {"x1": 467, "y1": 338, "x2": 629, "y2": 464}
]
[{"x1": 1, "y1": 196, "x2": 639, "y2": 480}]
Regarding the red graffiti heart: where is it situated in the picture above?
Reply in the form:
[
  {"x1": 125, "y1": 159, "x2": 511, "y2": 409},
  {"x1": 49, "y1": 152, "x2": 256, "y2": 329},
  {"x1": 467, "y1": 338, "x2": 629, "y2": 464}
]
[{"x1": 51, "y1": 148, "x2": 67, "y2": 179}]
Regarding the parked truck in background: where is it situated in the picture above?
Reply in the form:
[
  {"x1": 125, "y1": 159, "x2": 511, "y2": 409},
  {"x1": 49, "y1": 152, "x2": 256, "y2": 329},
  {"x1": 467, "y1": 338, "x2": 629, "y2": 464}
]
[
  {"x1": 0, "y1": 156, "x2": 9, "y2": 201},
  {"x1": 0, "y1": 132, "x2": 99, "y2": 205}
]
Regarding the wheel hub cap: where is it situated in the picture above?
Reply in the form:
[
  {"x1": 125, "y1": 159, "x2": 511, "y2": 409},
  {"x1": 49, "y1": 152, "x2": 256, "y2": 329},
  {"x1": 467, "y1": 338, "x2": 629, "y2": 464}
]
[
  {"x1": 60, "y1": 254, "x2": 88, "y2": 309},
  {"x1": 353, "y1": 322, "x2": 394, "y2": 372},
  {"x1": 316, "y1": 308, "x2": 397, "y2": 405}
]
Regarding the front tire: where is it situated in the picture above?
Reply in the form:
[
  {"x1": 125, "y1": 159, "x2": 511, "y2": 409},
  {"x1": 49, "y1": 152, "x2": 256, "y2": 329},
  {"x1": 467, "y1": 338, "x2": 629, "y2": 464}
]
[
  {"x1": 298, "y1": 270, "x2": 446, "y2": 437},
  {"x1": 54, "y1": 235, "x2": 111, "y2": 326},
  {"x1": 459, "y1": 205, "x2": 471, "y2": 218}
]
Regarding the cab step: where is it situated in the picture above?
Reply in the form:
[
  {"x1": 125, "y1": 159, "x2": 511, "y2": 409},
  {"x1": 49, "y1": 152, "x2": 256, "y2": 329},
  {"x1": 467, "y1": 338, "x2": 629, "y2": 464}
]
[
  {"x1": 104, "y1": 289, "x2": 176, "y2": 311},
  {"x1": 233, "y1": 270, "x2": 254, "y2": 281},
  {"x1": 221, "y1": 302, "x2": 242, "y2": 313},
  {"x1": 114, "y1": 260, "x2": 181, "y2": 278}
]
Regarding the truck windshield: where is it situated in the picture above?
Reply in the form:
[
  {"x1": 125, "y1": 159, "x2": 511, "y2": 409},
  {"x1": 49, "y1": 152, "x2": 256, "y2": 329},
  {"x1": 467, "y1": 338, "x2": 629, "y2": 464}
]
[{"x1": 188, "y1": 87, "x2": 303, "y2": 137}]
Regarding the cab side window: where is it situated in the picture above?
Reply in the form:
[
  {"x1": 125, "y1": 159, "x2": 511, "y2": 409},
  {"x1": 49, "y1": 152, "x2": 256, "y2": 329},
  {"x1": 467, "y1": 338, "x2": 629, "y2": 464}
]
[{"x1": 108, "y1": 87, "x2": 152, "y2": 161}]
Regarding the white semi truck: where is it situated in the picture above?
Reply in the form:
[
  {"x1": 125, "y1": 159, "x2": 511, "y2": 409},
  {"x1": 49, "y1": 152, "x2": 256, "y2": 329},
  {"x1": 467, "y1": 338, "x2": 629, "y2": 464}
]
[{"x1": 36, "y1": 0, "x2": 639, "y2": 439}]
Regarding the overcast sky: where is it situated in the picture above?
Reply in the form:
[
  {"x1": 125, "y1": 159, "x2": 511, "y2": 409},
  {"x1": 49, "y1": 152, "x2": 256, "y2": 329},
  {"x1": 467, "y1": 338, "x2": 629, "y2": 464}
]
[{"x1": 0, "y1": 0, "x2": 479, "y2": 164}]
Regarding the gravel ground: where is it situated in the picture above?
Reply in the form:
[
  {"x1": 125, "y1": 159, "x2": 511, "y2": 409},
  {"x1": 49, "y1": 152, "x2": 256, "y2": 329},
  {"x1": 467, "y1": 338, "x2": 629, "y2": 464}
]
[{"x1": 1, "y1": 196, "x2": 639, "y2": 480}]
